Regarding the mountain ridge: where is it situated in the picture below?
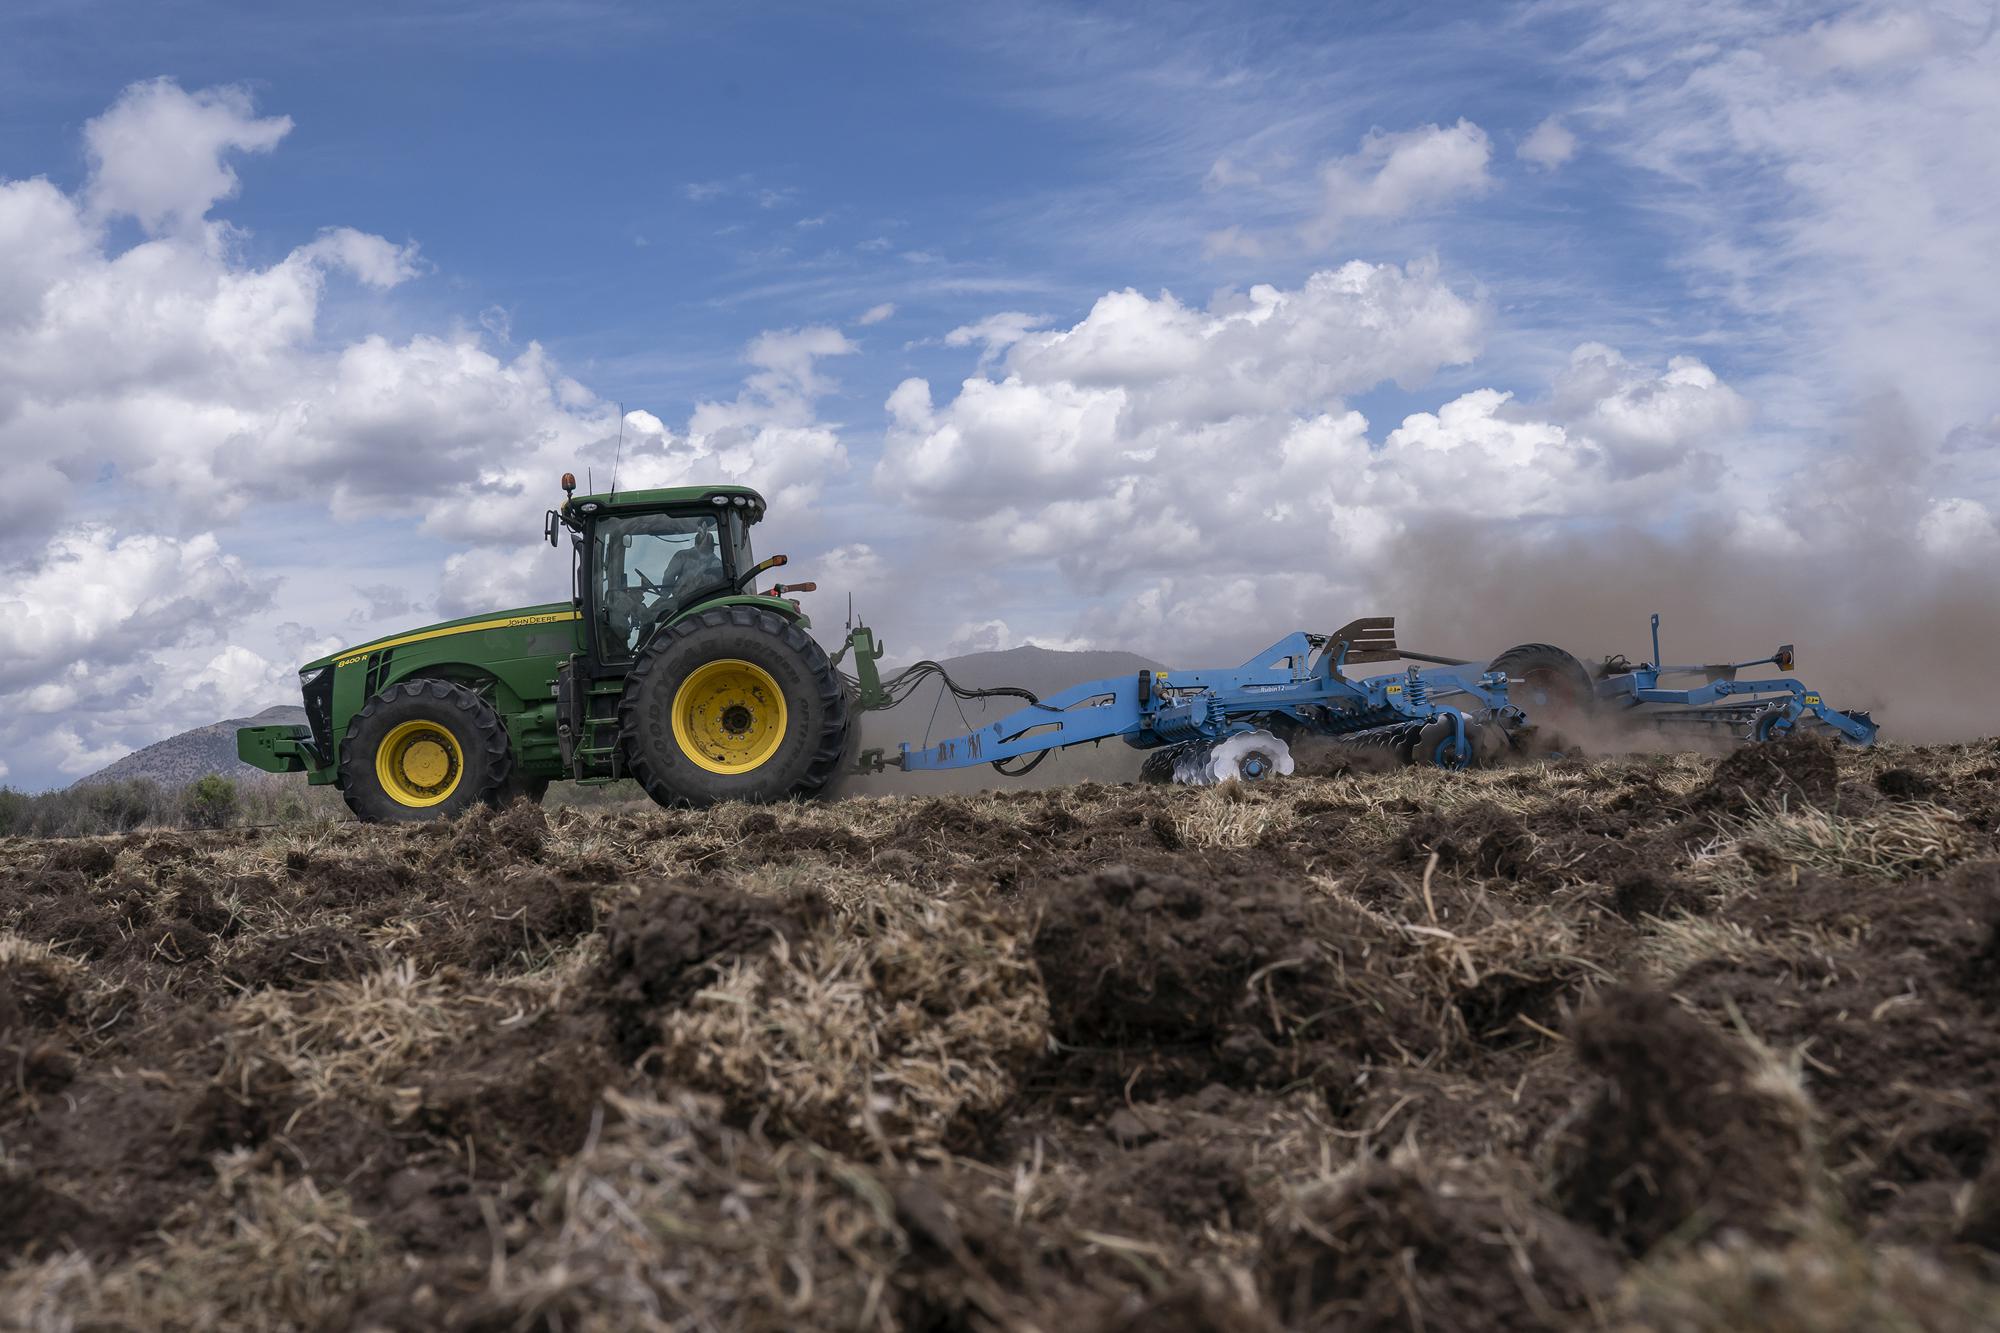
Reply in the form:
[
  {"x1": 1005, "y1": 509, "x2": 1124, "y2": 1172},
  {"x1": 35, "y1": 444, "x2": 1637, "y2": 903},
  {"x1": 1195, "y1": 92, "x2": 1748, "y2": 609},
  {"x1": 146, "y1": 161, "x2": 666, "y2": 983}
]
[{"x1": 72, "y1": 704, "x2": 309, "y2": 789}]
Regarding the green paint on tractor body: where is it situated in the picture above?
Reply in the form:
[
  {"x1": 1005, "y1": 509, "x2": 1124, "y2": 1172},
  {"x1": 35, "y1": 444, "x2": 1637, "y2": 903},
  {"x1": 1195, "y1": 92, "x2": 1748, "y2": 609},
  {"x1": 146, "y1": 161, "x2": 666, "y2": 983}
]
[{"x1": 238, "y1": 481, "x2": 825, "y2": 816}]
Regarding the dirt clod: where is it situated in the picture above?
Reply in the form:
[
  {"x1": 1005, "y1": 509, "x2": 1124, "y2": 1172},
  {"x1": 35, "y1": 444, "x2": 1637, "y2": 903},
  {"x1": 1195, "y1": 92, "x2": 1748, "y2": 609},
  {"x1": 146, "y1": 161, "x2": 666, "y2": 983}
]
[
  {"x1": 1549, "y1": 986, "x2": 1817, "y2": 1254},
  {"x1": 595, "y1": 881, "x2": 826, "y2": 1057},
  {"x1": 1701, "y1": 733, "x2": 1840, "y2": 808},
  {"x1": 1031, "y1": 866, "x2": 1412, "y2": 1093},
  {"x1": 225, "y1": 925, "x2": 381, "y2": 989},
  {"x1": 1262, "y1": 1158, "x2": 1619, "y2": 1332},
  {"x1": 1878, "y1": 766, "x2": 1941, "y2": 800}
]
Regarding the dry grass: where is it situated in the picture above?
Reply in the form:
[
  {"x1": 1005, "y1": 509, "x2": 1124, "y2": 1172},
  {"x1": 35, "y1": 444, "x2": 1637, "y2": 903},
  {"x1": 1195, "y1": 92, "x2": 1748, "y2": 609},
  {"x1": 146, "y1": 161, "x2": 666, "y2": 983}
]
[
  {"x1": 1404, "y1": 903, "x2": 1609, "y2": 1049},
  {"x1": 0, "y1": 932, "x2": 89, "y2": 982},
  {"x1": 427, "y1": 1091, "x2": 914, "y2": 1333},
  {"x1": 1170, "y1": 783, "x2": 1291, "y2": 849},
  {"x1": 222, "y1": 962, "x2": 485, "y2": 1112},
  {"x1": 3, "y1": 1156, "x2": 383, "y2": 1332},
  {"x1": 1633, "y1": 915, "x2": 1852, "y2": 991},
  {"x1": 657, "y1": 882, "x2": 1048, "y2": 1158},
  {"x1": 1615, "y1": 1226, "x2": 2000, "y2": 1332},
  {"x1": 1690, "y1": 800, "x2": 1973, "y2": 894}
]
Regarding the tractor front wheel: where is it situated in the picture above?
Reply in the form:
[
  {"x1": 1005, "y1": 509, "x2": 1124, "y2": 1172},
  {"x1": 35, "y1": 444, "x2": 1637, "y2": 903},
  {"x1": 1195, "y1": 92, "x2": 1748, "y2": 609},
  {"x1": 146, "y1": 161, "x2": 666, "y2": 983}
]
[
  {"x1": 340, "y1": 679, "x2": 514, "y2": 823},
  {"x1": 619, "y1": 606, "x2": 850, "y2": 807}
]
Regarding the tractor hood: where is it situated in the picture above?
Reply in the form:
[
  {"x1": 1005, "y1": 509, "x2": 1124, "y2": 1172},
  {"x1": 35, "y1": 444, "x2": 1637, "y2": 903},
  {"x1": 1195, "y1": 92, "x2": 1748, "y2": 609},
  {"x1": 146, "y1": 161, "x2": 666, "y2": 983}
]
[{"x1": 300, "y1": 602, "x2": 579, "y2": 673}]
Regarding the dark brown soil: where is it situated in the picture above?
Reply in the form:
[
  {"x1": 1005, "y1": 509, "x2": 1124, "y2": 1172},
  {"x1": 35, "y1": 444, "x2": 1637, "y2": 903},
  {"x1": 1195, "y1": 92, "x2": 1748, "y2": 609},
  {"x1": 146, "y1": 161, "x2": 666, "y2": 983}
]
[
  {"x1": 1698, "y1": 732, "x2": 1840, "y2": 808},
  {"x1": 1031, "y1": 866, "x2": 1418, "y2": 1097},
  {"x1": 3, "y1": 736, "x2": 1998, "y2": 1329},
  {"x1": 1263, "y1": 1160, "x2": 1621, "y2": 1331},
  {"x1": 1549, "y1": 986, "x2": 1815, "y2": 1253},
  {"x1": 594, "y1": 879, "x2": 829, "y2": 1059}
]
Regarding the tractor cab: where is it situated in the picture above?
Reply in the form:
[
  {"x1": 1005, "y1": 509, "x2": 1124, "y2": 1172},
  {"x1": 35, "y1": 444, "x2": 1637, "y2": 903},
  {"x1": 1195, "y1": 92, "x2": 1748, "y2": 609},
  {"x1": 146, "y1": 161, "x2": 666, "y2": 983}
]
[{"x1": 549, "y1": 477, "x2": 799, "y2": 672}]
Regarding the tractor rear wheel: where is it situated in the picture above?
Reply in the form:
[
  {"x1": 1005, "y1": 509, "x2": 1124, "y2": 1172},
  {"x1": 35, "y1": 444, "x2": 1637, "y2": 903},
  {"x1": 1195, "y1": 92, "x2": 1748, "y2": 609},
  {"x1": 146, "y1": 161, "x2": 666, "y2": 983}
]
[
  {"x1": 340, "y1": 679, "x2": 514, "y2": 823},
  {"x1": 619, "y1": 605, "x2": 849, "y2": 808}
]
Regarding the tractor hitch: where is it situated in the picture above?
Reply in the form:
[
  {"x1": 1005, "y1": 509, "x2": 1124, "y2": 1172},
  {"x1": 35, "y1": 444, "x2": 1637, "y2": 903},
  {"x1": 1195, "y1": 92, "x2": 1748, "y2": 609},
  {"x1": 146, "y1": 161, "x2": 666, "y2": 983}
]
[{"x1": 237, "y1": 724, "x2": 321, "y2": 774}]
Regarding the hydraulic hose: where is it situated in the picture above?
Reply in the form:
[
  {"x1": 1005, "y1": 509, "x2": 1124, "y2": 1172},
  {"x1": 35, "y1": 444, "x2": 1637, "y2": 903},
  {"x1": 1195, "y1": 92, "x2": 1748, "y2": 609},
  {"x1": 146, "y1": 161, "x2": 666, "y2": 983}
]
[{"x1": 841, "y1": 661, "x2": 1055, "y2": 774}]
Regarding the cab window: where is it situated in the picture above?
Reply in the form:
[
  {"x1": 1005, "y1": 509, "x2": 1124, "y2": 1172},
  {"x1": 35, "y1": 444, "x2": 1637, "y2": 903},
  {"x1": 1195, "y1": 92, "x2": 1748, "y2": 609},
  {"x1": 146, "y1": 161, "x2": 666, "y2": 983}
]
[{"x1": 594, "y1": 513, "x2": 727, "y2": 660}]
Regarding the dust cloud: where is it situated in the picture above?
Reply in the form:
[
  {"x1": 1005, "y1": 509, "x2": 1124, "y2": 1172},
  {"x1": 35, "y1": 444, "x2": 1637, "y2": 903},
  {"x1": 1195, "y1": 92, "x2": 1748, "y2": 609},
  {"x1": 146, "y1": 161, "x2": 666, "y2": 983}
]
[{"x1": 1377, "y1": 520, "x2": 1999, "y2": 744}]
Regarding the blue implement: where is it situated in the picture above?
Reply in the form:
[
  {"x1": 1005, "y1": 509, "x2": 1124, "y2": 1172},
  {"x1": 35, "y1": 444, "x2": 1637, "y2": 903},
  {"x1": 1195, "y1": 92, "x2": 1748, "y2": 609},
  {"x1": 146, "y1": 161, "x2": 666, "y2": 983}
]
[
  {"x1": 893, "y1": 628, "x2": 1521, "y2": 776},
  {"x1": 848, "y1": 612, "x2": 1876, "y2": 785},
  {"x1": 1589, "y1": 613, "x2": 1878, "y2": 746}
]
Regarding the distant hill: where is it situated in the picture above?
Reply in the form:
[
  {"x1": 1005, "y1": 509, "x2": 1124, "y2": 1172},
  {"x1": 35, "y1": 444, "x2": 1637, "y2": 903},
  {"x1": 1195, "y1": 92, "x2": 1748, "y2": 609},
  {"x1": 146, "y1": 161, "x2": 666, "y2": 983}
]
[
  {"x1": 67, "y1": 646, "x2": 1164, "y2": 797},
  {"x1": 73, "y1": 705, "x2": 307, "y2": 789}
]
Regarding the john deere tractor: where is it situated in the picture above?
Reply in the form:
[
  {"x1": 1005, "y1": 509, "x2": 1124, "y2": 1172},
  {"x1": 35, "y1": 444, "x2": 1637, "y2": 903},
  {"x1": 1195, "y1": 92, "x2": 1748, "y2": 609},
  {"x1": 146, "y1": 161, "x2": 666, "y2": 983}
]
[{"x1": 238, "y1": 476, "x2": 850, "y2": 822}]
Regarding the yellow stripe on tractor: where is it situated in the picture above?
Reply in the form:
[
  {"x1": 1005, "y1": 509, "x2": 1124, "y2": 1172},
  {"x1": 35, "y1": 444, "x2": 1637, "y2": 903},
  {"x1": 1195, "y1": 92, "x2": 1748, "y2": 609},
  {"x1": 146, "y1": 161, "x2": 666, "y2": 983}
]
[{"x1": 335, "y1": 610, "x2": 581, "y2": 668}]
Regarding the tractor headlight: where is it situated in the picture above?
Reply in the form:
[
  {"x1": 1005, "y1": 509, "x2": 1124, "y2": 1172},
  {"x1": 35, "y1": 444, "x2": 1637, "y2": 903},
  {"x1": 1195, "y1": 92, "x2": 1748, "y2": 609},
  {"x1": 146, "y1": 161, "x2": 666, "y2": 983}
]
[{"x1": 299, "y1": 665, "x2": 330, "y2": 688}]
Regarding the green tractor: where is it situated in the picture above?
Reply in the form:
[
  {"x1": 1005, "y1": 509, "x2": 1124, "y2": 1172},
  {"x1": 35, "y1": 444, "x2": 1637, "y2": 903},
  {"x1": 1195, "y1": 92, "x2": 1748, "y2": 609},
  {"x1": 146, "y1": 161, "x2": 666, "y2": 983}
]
[{"x1": 238, "y1": 475, "x2": 862, "y2": 822}]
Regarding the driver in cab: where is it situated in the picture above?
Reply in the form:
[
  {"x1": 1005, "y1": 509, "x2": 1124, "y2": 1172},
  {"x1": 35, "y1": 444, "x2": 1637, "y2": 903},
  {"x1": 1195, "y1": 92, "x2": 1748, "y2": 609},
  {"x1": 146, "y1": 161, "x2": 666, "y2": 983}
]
[{"x1": 663, "y1": 526, "x2": 724, "y2": 603}]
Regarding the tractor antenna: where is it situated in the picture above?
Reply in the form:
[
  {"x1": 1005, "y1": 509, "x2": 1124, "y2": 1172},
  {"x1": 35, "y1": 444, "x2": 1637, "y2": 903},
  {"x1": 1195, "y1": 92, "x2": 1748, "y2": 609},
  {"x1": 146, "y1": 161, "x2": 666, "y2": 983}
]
[{"x1": 609, "y1": 405, "x2": 625, "y2": 499}]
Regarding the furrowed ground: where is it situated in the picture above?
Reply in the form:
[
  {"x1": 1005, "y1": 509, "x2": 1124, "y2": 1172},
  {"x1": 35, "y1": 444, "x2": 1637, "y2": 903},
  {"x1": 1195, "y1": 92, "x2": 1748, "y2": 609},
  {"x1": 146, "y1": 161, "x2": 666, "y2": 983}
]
[{"x1": 3, "y1": 738, "x2": 1999, "y2": 1331}]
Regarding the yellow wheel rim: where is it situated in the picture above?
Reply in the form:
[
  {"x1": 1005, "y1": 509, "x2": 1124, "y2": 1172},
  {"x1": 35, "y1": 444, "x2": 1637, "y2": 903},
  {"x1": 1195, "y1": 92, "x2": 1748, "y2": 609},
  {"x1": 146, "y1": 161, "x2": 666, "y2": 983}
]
[
  {"x1": 672, "y1": 658, "x2": 788, "y2": 775},
  {"x1": 375, "y1": 719, "x2": 464, "y2": 807}
]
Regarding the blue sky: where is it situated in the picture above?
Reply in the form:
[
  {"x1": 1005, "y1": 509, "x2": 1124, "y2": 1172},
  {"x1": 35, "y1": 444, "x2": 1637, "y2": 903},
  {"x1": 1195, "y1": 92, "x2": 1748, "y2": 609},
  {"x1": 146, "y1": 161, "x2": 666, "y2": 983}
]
[
  {"x1": 2, "y1": 0, "x2": 1997, "y2": 789},
  {"x1": 0, "y1": 1, "x2": 1686, "y2": 410}
]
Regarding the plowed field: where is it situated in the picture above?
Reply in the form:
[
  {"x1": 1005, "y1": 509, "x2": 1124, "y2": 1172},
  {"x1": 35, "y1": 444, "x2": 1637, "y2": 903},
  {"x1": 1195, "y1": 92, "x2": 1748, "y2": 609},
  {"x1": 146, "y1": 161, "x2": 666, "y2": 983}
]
[{"x1": 5, "y1": 737, "x2": 1999, "y2": 1330}]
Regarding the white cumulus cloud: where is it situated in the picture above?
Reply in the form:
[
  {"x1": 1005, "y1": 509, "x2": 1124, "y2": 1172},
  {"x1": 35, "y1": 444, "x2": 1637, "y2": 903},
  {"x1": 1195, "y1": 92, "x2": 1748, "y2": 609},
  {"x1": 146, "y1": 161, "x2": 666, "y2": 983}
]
[
  {"x1": 84, "y1": 79, "x2": 293, "y2": 234},
  {"x1": 1309, "y1": 119, "x2": 1494, "y2": 243},
  {"x1": 1518, "y1": 116, "x2": 1577, "y2": 171},
  {"x1": 876, "y1": 256, "x2": 1777, "y2": 658}
]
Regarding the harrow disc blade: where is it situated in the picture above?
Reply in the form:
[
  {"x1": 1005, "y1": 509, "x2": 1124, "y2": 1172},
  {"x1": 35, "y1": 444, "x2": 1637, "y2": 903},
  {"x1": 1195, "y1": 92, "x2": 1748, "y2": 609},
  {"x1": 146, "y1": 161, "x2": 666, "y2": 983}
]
[
  {"x1": 1171, "y1": 743, "x2": 1214, "y2": 786},
  {"x1": 1205, "y1": 729, "x2": 1295, "y2": 784}
]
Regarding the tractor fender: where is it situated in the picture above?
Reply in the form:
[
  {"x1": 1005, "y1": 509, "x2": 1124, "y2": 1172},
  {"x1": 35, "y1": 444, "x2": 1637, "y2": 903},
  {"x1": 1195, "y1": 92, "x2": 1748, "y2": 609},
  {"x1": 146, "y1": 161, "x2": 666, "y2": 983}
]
[
  {"x1": 639, "y1": 594, "x2": 812, "y2": 657},
  {"x1": 676, "y1": 594, "x2": 810, "y2": 627},
  {"x1": 377, "y1": 663, "x2": 528, "y2": 714}
]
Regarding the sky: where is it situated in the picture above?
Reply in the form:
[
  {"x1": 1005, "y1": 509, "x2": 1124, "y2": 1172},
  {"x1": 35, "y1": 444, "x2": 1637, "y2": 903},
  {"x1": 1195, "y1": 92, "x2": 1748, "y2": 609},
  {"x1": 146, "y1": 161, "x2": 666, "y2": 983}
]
[{"x1": 1, "y1": 0, "x2": 1997, "y2": 790}]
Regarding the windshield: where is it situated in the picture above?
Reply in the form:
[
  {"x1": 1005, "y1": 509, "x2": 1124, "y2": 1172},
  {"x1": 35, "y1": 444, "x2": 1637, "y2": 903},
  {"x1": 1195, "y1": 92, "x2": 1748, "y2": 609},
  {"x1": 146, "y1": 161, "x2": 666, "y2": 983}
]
[{"x1": 594, "y1": 513, "x2": 728, "y2": 659}]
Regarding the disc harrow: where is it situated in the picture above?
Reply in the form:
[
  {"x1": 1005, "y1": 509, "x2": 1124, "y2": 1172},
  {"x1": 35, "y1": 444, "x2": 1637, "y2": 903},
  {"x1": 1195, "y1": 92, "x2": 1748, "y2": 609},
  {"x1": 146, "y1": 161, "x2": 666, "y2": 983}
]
[
  {"x1": 845, "y1": 610, "x2": 1876, "y2": 787},
  {"x1": 1141, "y1": 728, "x2": 1301, "y2": 786}
]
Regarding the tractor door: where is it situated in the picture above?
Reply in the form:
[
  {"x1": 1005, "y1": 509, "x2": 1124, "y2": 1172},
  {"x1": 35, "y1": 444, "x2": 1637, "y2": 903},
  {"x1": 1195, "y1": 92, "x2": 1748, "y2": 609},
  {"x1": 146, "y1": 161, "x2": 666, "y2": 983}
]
[{"x1": 585, "y1": 511, "x2": 732, "y2": 665}]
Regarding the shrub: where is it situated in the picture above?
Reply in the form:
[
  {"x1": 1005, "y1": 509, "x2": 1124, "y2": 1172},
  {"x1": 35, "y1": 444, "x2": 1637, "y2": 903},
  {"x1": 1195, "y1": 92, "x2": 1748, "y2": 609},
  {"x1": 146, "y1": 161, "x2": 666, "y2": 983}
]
[
  {"x1": 183, "y1": 775, "x2": 240, "y2": 830},
  {"x1": 83, "y1": 779, "x2": 164, "y2": 833},
  {"x1": 0, "y1": 788, "x2": 27, "y2": 836}
]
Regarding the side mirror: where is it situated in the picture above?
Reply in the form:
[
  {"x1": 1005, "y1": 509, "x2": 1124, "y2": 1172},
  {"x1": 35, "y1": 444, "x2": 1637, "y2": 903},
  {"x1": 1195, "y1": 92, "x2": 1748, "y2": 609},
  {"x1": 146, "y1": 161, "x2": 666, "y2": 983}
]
[
  {"x1": 1775, "y1": 645, "x2": 1795, "y2": 672},
  {"x1": 544, "y1": 510, "x2": 559, "y2": 547}
]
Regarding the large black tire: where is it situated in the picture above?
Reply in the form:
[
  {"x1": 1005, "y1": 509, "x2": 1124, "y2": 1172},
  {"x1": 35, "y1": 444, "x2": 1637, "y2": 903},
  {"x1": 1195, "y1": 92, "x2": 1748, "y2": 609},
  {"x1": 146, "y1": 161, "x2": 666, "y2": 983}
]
[
  {"x1": 619, "y1": 606, "x2": 850, "y2": 808},
  {"x1": 340, "y1": 679, "x2": 514, "y2": 823},
  {"x1": 1487, "y1": 643, "x2": 1596, "y2": 718}
]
